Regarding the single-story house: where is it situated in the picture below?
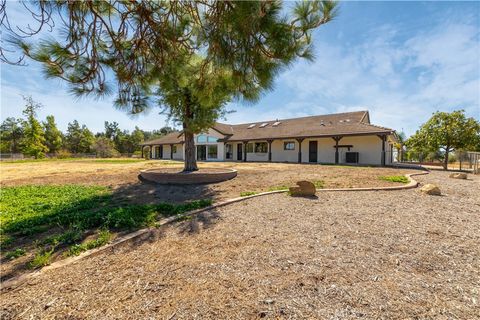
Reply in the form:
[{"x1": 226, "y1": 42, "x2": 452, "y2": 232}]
[{"x1": 140, "y1": 110, "x2": 398, "y2": 166}]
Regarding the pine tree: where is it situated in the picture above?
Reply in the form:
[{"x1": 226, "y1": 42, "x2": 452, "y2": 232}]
[
  {"x1": 20, "y1": 96, "x2": 48, "y2": 159},
  {"x1": 43, "y1": 115, "x2": 63, "y2": 154}
]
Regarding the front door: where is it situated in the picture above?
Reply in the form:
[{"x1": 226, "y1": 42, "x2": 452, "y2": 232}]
[
  {"x1": 196, "y1": 145, "x2": 207, "y2": 161},
  {"x1": 237, "y1": 143, "x2": 243, "y2": 161},
  {"x1": 309, "y1": 141, "x2": 318, "y2": 163}
]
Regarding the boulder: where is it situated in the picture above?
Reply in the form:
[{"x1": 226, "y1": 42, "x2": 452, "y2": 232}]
[
  {"x1": 420, "y1": 184, "x2": 441, "y2": 196},
  {"x1": 449, "y1": 173, "x2": 467, "y2": 179},
  {"x1": 289, "y1": 180, "x2": 316, "y2": 197}
]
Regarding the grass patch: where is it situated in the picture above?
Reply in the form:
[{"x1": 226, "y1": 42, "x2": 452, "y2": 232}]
[
  {"x1": 29, "y1": 248, "x2": 54, "y2": 269},
  {"x1": 5, "y1": 248, "x2": 26, "y2": 260},
  {"x1": 0, "y1": 185, "x2": 212, "y2": 266},
  {"x1": 313, "y1": 180, "x2": 325, "y2": 189},
  {"x1": 379, "y1": 175, "x2": 409, "y2": 184},
  {"x1": 267, "y1": 185, "x2": 290, "y2": 191},
  {"x1": 240, "y1": 191, "x2": 258, "y2": 197},
  {"x1": 66, "y1": 230, "x2": 112, "y2": 257}
]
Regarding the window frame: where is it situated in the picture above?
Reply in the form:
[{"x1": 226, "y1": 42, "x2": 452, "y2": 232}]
[
  {"x1": 207, "y1": 145, "x2": 218, "y2": 159},
  {"x1": 254, "y1": 142, "x2": 268, "y2": 153},
  {"x1": 246, "y1": 143, "x2": 254, "y2": 153}
]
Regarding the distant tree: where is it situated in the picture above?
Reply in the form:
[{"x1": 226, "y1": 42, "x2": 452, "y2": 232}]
[
  {"x1": 104, "y1": 121, "x2": 121, "y2": 141},
  {"x1": 43, "y1": 115, "x2": 63, "y2": 153},
  {"x1": 5, "y1": 1, "x2": 338, "y2": 172},
  {"x1": 20, "y1": 96, "x2": 48, "y2": 158},
  {"x1": 66, "y1": 120, "x2": 95, "y2": 153},
  {"x1": 406, "y1": 110, "x2": 480, "y2": 169},
  {"x1": 130, "y1": 126, "x2": 145, "y2": 152},
  {"x1": 0, "y1": 117, "x2": 24, "y2": 153},
  {"x1": 93, "y1": 137, "x2": 119, "y2": 158}
]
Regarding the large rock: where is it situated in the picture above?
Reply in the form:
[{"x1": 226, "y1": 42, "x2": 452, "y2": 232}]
[
  {"x1": 420, "y1": 184, "x2": 441, "y2": 196},
  {"x1": 449, "y1": 173, "x2": 467, "y2": 179},
  {"x1": 289, "y1": 180, "x2": 316, "y2": 197}
]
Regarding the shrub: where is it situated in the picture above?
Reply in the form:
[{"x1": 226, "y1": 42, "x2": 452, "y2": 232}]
[
  {"x1": 56, "y1": 149, "x2": 72, "y2": 159},
  {"x1": 379, "y1": 175, "x2": 409, "y2": 184}
]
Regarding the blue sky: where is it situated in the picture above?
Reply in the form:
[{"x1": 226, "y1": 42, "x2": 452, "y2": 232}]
[{"x1": 1, "y1": 1, "x2": 479, "y2": 136}]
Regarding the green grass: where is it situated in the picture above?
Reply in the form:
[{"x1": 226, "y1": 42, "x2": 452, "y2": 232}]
[
  {"x1": 5, "y1": 248, "x2": 26, "y2": 260},
  {"x1": 267, "y1": 185, "x2": 290, "y2": 191},
  {"x1": 313, "y1": 180, "x2": 325, "y2": 189},
  {"x1": 29, "y1": 248, "x2": 54, "y2": 269},
  {"x1": 0, "y1": 185, "x2": 212, "y2": 265},
  {"x1": 379, "y1": 175, "x2": 409, "y2": 184},
  {"x1": 240, "y1": 191, "x2": 259, "y2": 197},
  {"x1": 66, "y1": 230, "x2": 112, "y2": 257}
]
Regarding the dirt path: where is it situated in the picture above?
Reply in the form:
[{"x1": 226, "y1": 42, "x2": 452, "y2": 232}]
[{"x1": 2, "y1": 171, "x2": 478, "y2": 319}]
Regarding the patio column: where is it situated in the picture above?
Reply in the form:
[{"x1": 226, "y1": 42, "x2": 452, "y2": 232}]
[
  {"x1": 149, "y1": 145, "x2": 153, "y2": 159},
  {"x1": 267, "y1": 139, "x2": 274, "y2": 162},
  {"x1": 332, "y1": 136, "x2": 342, "y2": 164},
  {"x1": 296, "y1": 138, "x2": 304, "y2": 163},
  {"x1": 377, "y1": 135, "x2": 386, "y2": 166},
  {"x1": 243, "y1": 141, "x2": 248, "y2": 162},
  {"x1": 170, "y1": 144, "x2": 174, "y2": 159},
  {"x1": 141, "y1": 146, "x2": 144, "y2": 159}
]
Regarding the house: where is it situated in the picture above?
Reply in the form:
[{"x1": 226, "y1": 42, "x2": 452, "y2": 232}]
[{"x1": 140, "y1": 110, "x2": 398, "y2": 166}]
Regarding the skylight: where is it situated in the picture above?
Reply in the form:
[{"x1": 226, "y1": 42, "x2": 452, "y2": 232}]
[
  {"x1": 259, "y1": 122, "x2": 269, "y2": 128},
  {"x1": 248, "y1": 124, "x2": 256, "y2": 129},
  {"x1": 272, "y1": 121, "x2": 281, "y2": 126}
]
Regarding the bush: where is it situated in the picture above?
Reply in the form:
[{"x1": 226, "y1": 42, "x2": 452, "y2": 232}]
[
  {"x1": 379, "y1": 175, "x2": 409, "y2": 184},
  {"x1": 56, "y1": 149, "x2": 72, "y2": 159},
  {"x1": 94, "y1": 137, "x2": 120, "y2": 158}
]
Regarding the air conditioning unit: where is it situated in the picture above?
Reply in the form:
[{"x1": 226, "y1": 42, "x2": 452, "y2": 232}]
[{"x1": 345, "y1": 152, "x2": 359, "y2": 164}]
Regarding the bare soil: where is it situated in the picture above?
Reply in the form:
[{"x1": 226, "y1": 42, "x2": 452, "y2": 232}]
[
  {"x1": 1, "y1": 159, "x2": 414, "y2": 203},
  {"x1": 1, "y1": 170, "x2": 478, "y2": 319}
]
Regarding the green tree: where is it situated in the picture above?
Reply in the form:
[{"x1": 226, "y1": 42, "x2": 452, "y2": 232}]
[
  {"x1": 43, "y1": 115, "x2": 63, "y2": 153},
  {"x1": 93, "y1": 137, "x2": 119, "y2": 158},
  {"x1": 20, "y1": 96, "x2": 48, "y2": 158},
  {"x1": 6, "y1": 1, "x2": 337, "y2": 171},
  {"x1": 406, "y1": 110, "x2": 480, "y2": 169},
  {"x1": 130, "y1": 126, "x2": 145, "y2": 152},
  {"x1": 66, "y1": 120, "x2": 95, "y2": 153},
  {"x1": 0, "y1": 117, "x2": 24, "y2": 153}
]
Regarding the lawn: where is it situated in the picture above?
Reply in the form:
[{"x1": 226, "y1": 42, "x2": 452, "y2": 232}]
[{"x1": 0, "y1": 184, "x2": 211, "y2": 280}]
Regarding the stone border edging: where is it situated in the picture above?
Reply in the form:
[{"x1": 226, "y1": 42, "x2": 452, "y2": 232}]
[{"x1": 1, "y1": 171, "x2": 428, "y2": 291}]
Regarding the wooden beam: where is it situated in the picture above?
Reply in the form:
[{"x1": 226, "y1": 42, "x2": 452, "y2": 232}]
[
  {"x1": 170, "y1": 144, "x2": 174, "y2": 160},
  {"x1": 267, "y1": 139, "x2": 274, "y2": 162},
  {"x1": 296, "y1": 138, "x2": 304, "y2": 163},
  {"x1": 332, "y1": 136, "x2": 343, "y2": 164},
  {"x1": 243, "y1": 141, "x2": 248, "y2": 162}
]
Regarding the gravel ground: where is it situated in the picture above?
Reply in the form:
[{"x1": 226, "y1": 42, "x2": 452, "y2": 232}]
[{"x1": 1, "y1": 170, "x2": 479, "y2": 319}]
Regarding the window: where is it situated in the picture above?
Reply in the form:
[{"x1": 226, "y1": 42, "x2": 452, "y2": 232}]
[
  {"x1": 172, "y1": 145, "x2": 177, "y2": 153},
  {"x1": 255, "y1": 142, "x2": 268, "y2": 153},
  {"x1": 207, "y1": 136, "x2": 218, "y2": 143},
  {"x1": 208, "y1": 145, "x2": 218, "y2": 159},
  {"x1": 225, "y1": 144, "x2": 233, "y2": 159},
  {"x1": 284, "y1": 142, "x2": 295, "y2": 150},
  {"x1": 197, "y1": 135, "x2": 207, "y2": 143},
  {"x1": 246, "y1": 143, "x2": 254, "y2": 153}
]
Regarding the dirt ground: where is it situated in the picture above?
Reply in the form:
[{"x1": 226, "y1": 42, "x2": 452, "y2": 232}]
[
  {"x1": 1, "y1": 170, "x2": 478, "y2": 319},
  {"x1": 0, "y1": 159, "x2": 414, "y2": 203}
]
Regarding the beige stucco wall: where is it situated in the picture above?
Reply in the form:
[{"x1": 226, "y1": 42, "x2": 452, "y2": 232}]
[
  {"x1": 271, "y1": 140, "x2": 298, "y2": 162},
  {"x1": 194, "y1": 128, "x2": 225, "y2": 161}
]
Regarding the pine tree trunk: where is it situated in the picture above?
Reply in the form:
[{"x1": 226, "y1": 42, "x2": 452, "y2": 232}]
[{"x1": 182, "y1": 101, "x2": 198, "y2": 172}]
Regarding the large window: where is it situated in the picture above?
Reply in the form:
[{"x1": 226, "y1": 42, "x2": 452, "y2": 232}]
[
  {"x1": 207, "y1": 136, "x2": 218, "y2": 143},
  {"x1": 208, "y1": 145, "x2": 218, "y2": 159},
  {"x1": 246, "y1": 143, "x2": 254, "y2": 153},
  {"x1": 255, "y1": 142, "x2": 268, "y2": 153},
  {"x1": 172, "y1": 145, "x2": 177, "y2": 153},
  {"x1": 284, "y1": 141, "x2": 295, "y2": 150}
]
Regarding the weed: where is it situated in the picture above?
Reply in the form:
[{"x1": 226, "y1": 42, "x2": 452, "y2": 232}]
[
  {"x1": 313, "y1": 180, "x2": 325, "y2": 189},
  {"x1": 29, "y1": 248, "x2": 54, "y2": 269},
  {"x1": 5, "y1": 248, "x2": 26, "y2": 259},
  {"x1": 67, "y1": 230, "x2": 112, "y2": 257},
  {"x1": 379, "y1": 175, "x2": 409, "y2": 184},
  {"x1": 240, "y1": 191, "x2": 258, "y2": 197}
]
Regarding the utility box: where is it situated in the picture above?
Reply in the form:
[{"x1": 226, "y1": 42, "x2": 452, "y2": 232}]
[{"x1": 345, "y1": 152, "x2": 359, "y2": 164}]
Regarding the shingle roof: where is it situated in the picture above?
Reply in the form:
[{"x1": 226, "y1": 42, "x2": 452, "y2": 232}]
[{"x1": 141, "y1": 111, "x2": 394, "y2": 145}]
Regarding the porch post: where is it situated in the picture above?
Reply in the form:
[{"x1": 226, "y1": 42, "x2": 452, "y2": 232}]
[
  {"x1": 333, "y1": 137, "x2": 342, "y2": 164},
  {"x1": 267, "y1": 140, "x2": 273, "y2": 162},
  {"x1": 243, "y1": 141, "x2": 248, "y2": 162},
  {"x1": 141, "y1": 146, "x2": 144, "y2": 159},
  {"x1": 149, "y1": 145, "x2": 153, "y2": 159},
  {"x1": 296, "y1": 138, "x2": 304, "y2": 163},
  {"x1": 170, "y1": 144, "x2": 174, "y2": 159}
]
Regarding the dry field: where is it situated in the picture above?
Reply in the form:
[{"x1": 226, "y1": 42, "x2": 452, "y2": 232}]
[
  {"x1": 0, "y1": 159, "x2": 414, "y2": 203},
  {"x1": 1, "y1": 170, "x2": 479, "y2": 319}
]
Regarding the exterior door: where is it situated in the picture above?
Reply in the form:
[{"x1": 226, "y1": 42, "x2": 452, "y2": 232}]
[
  {"x1": 196, "y1": 145, "x2": 207, "y2": 160},
  {"x1": 237, "y1": 143, "x2": 243, "y2": 161},
  {"x1": 309, "y1": 141, "x2": 318, "y2": 163}
]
